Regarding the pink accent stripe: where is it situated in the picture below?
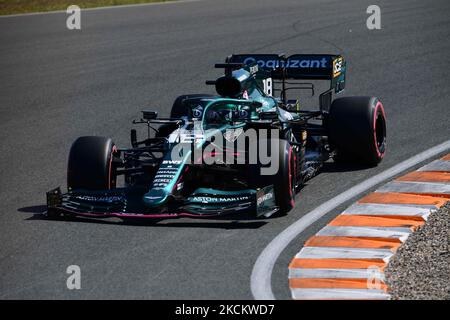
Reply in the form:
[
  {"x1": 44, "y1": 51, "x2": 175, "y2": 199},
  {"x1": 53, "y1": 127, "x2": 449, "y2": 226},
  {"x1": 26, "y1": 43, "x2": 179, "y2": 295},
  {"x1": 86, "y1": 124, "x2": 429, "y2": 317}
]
[
  {"x1": 373, "y1": 101, "x2": 386, "y2": 159},
  {"x1": 288, "y1": 146, "x2": 294, "y2": 207},
  {"x1": 55, "y1": 207, "x2": 218, "y2": 219},
  {"x1": 108, "y1": 145, "x2": 118, "y2": 189}
]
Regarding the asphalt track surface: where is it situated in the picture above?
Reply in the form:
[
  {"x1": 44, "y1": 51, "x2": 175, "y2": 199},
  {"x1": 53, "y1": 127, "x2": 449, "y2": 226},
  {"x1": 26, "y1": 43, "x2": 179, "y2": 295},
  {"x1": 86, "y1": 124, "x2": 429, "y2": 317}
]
[{"x1": 1, "y1": 0, "x2": 449, "y2": 299}]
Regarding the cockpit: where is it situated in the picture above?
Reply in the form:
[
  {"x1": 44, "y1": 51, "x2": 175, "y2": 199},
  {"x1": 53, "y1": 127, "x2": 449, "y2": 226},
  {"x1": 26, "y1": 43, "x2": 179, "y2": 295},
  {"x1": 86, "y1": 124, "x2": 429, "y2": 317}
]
[{"x1": 202, "y1": 100, "x2": 255, "y2": 128}]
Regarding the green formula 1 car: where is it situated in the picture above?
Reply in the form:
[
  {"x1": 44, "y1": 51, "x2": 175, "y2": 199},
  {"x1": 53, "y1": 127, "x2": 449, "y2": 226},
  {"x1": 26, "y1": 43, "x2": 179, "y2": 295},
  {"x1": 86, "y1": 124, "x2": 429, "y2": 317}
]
[{"x1": 46, "y1": 53, "x2": 386, "y2": 219}]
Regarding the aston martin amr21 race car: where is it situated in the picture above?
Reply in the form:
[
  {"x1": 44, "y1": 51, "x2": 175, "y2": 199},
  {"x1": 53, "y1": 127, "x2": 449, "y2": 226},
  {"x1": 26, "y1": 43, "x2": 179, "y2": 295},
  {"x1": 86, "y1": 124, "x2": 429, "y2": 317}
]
[{"x1": 46, "y1": 53, "x2": 386, "y2": 219}]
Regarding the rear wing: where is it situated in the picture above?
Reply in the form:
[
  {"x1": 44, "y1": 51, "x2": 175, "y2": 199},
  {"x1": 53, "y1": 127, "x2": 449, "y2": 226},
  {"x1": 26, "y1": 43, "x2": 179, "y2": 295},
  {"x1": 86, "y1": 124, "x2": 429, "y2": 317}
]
[{"x1": 226, "y1": 54, "x2": 346, "y2": 94}]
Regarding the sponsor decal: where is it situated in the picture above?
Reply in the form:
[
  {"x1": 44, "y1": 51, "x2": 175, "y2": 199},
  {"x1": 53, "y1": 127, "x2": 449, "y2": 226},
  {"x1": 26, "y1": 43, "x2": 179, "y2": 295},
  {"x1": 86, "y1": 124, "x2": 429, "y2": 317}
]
[
  {"x1": 72, "y1": 195, "x2": 125, "y2": 203},
  {"x1": 243, "y1": 57, "x2": 328, "y2": 69},
  {"x1": 189, "y1": 195, "x2": 251, "y2": 203},
  {"x1": 257, "y1": 191, "x2": 274, "y2": 206},
  {"x1": 249, "y1": 64, "x2": 259, "y2": 74},
  {"x1": 162, "y1": 160, "x2": 182, "y2": 165},
  {"x1": 154, "y1": 174, "x2": 176, "y2": 178},
  {"x1": 151, "y1": 166, "x2": 179, "y2": 189},
  {"x1": 192, "y1": 105, "x2": 203, "y2": 118},
  {"x1": 333, "y1": 57, "x2": 343, "y2": 77},
  {"x1": 157, "y1": 169, "x2": 178, "y2": 174},
  {"x1": 153, "y1": 179, "x2": 172, "y2": 183},
  {"x1": 256, "y1": 185, "x2": 277, "y2": 217}
]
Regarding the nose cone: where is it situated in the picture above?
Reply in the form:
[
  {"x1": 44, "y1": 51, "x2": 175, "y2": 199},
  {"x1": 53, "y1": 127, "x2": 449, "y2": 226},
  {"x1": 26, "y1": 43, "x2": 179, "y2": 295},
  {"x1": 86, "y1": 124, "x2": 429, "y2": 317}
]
[{"x1": 143, "y1": 188, "x2": 169, "y2": 207}]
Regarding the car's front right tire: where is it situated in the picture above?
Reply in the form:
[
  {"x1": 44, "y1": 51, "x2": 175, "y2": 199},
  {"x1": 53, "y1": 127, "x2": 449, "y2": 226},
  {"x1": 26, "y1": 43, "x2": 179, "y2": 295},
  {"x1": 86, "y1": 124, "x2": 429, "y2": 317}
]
[{"x1": 67, "y1": 136, "x2": 117, "y2": 191}]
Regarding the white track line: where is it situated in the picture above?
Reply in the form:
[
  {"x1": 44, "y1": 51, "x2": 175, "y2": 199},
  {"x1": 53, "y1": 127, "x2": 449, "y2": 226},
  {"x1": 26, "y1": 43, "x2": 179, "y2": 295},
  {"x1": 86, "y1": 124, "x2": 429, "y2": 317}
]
[
  {"x1": 0, "y1": 0, "x2": 201, "y2": 18},
  {"x1": 288, "y1": 268, "x2": 385, "y2": 280},
  {"x1": 342, "y1": 203, "x2": 435, "y2": 219},
  {"x1": 251, "y1": 139, "x2": 450, "y2": 300},
  {"x1": 294, "y1": 247, "x2": 394, "y2": 260},
  {"x1": 291, "y1": 288, "x2": 390, "y2": 300},
  {"x1": 377, "y1": 180, "x2": 450, "y2": 194},
  {"x1": 316, "y1": 226, "x2": 412, "y2": 242},
  {"x1": 418, "y1": 160, "x2": 450, "y2": 172}
]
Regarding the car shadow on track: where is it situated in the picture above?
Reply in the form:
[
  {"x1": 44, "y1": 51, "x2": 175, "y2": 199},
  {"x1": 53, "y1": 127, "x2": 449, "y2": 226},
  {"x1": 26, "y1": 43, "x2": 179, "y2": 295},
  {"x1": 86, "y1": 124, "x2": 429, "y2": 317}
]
[
  {"x1": 17, "y1": 205, "x2": 268, "y2": 230},
  {"x1": 17, "y1": 161, "x2": 368, "y2": 230}
]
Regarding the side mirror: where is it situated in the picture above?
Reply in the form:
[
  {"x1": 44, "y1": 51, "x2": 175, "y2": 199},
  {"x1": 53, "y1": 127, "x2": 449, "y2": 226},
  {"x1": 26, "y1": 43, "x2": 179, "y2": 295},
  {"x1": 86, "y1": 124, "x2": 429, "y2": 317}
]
[
  {"x1": 260, "y1": 111, "x2": 278, "y2": 120},
  {"x1": 142, "y1": 110, "x2": 158, "y2": 120}
]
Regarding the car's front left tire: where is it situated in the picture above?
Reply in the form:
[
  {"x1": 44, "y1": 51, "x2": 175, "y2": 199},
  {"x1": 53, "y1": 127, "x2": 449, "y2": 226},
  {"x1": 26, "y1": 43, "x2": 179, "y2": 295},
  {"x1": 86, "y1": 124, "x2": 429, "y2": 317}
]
[{"x1": 250, "y1": 138, "x2": 296, "y2": 215}]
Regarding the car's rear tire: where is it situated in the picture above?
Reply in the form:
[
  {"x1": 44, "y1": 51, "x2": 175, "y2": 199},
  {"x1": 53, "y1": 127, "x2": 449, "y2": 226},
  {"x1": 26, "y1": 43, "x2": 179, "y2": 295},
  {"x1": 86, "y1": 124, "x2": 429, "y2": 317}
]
[
  {"x1": 67, "y1": 136, "x2": 117, "y2": 190},
  {"x1": 328, "y1": 96, "x2": 386, "y2": 166},
  {"x1": 250, "y1": 138, "x2": 296, "y2": 214}
]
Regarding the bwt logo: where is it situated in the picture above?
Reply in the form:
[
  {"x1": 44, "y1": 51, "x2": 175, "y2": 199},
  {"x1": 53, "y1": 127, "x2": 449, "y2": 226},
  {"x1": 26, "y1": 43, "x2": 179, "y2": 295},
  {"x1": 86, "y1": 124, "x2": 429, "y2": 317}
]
[{"x1": 243, "y1": 57, "x2": 328, "y2": 69}]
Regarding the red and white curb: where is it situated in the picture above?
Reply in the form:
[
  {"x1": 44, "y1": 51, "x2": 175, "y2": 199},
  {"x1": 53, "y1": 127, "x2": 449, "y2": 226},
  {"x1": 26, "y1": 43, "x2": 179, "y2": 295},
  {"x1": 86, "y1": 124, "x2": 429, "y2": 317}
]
[{"x1": 288, "y1": 154, "x2": 450, "y2": 299}]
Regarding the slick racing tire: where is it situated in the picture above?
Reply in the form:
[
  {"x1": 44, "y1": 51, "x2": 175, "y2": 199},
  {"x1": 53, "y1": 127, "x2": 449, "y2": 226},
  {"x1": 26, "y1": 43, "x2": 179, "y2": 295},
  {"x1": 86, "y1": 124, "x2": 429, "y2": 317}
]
[
  {"x1": 157, "y1": 94, "x2": 216, "y2": 138},
  {"x1": 67, "y1": 136, "x2": 117, "y2": 190},
  {"x1": 328, "y1": 96, "x2": 386, "y2": 166},
  {"x1": 251, "y1": 138, "x2": 296, "y2": 214}
]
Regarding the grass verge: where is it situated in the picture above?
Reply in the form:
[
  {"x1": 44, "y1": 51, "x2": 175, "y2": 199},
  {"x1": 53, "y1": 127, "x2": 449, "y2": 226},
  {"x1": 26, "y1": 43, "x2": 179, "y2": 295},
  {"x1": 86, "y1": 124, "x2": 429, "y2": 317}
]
[{"x1": 0, "y1": 0, "x2": 174, "y2": 16}]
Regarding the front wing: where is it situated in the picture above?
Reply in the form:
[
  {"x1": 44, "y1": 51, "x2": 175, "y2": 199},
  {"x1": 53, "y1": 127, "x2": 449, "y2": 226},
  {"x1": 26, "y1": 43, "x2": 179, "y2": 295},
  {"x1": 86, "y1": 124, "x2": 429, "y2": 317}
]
[{"x1": 46, "y1": 185, "x2": 278, "y2": 219}]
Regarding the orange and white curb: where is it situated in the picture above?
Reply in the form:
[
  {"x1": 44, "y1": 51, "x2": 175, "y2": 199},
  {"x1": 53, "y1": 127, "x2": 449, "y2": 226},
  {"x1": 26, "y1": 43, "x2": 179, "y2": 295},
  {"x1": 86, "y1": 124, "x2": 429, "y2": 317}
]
[{"x1": 288, "y1": 154, "x2": 450, "y2": 299}]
